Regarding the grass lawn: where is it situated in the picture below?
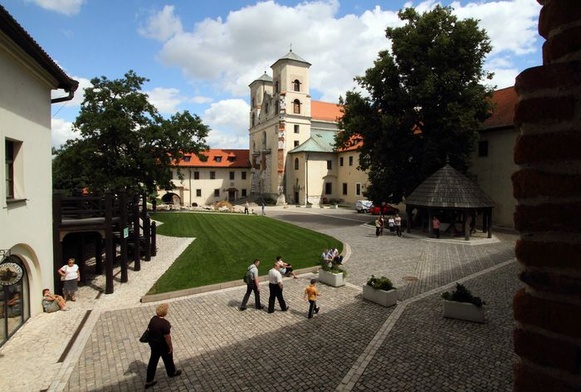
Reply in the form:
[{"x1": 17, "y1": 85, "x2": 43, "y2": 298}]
[{"x1": 148, "y1": 212, "x2": 343, "y2": 294}]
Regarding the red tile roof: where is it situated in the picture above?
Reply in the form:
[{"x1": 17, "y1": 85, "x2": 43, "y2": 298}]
[
  {"x1": 312, "y1": 100, "x2": 343, "y2": 122},
  {"x1": 482, "y1": 86, "x2": 517, "y2": 130},
  {"x1": 174, "y1": 149, "x2": 250, "y2": 168}
]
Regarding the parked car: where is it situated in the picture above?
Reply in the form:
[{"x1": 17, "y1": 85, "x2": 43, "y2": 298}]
[
  {"x1": 369, "y1": 204, "x2": 399, "y2": 215},
  {"x1": 355, "y1": 200, "x2": 373, "y2": 213}
]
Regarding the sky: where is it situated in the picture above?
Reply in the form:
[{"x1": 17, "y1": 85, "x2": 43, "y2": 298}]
[{"x1": 3, "y1": 0, "x2": 542, "y2": 149}]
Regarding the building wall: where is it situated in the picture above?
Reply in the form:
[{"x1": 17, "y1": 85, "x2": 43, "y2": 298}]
[
  {"x1": 337, "y1": 151, "x2": 369, "y2": 204},
  {"x1": 0, "y1": 44, "x2": 54, "y2": 316},
  {"x1": 471, "y1": 128, "x2": 519, "y2": 228}
]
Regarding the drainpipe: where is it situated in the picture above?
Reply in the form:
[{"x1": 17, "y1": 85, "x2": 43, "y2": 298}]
[{"x1": 51, "y1": 81, "x2": 78, "y2": 104}]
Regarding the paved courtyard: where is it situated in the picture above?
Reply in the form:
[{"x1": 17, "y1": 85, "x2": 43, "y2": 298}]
[{"x1": 0, "y1": 206, "x2": 521, "y2": 391}]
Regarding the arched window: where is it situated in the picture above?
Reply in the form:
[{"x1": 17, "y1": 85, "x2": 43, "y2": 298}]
[
  {"x1": 0, "y1": 255, "x2": 29, "y2": 346},
  {"x1": 293, "y1": 99, "x2": 301, "y2": 114},
  {"x1": 293, "y1": 79, "x2": 301, "y2": 92},
  {"x1": 294, "y1": 158, "x2": 299, "y2": 170}
]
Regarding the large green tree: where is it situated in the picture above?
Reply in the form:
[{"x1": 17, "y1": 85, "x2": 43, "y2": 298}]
[
  {"x1": 53, "y1": 70, "x2": 210, "y2": 195},
  {"x1": 336, "y1": 6, "x2": 494, "y2": 204}
]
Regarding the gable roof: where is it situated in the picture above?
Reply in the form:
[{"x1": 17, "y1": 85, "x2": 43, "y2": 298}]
[
  {"x1": 0, "y1": 5, "x2": 78, "y2": 94},
  {"x1": 311, "y1": 100, "x2": 343, "y2": 122},
  {"x1": 406, "y1": 164, "x2": 495, "y2": 209},
  {"x1": 482, "y1": 86, "x2": 517, "y2": 131},
  {"x1": 173, "y1": 149, "x2": 250, "y2": 168}
]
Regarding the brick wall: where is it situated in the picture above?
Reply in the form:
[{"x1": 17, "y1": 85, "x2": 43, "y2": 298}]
[{"x1": 512, "y1": 1, "x2": 581, "y2": 391}]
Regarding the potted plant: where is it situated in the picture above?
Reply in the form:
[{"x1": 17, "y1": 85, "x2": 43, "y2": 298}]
[
  {"x1": 318, "y1": 263, "x2": 346, "y2": 287},
  {"x1": 441, "y1": 283, "x2": 486, "y2": 323},
  {"x1": 362, "y1": 275, "x2": 398, "y2": 307}
]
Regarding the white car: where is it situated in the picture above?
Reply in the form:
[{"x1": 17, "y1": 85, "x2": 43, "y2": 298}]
[{"x1": 355, "y1": 200, "x2": 373, "y2": 213}]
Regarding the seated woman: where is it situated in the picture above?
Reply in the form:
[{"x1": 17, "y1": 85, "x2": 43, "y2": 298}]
[
  {"x1": 276, "y1": 256, "x2": 298, "y2": 279},
  {"x1": 42, "y1": 289, "x2": 69, "y2": 312}
]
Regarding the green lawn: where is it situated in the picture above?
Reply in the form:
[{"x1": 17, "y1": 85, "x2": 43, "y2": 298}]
[{"x1": 148, "y1": 212, "x2": 343, "y2": 294}]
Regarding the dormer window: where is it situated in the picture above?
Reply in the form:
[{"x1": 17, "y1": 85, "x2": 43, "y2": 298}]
[
  {"x1": 227, "y1": 155, "x2": 236, "y2": 162},
  {"x1": 214, "y1": 156, "x2": 222, "y2": 163},
  {"x1": 183, "y1": 155, "x2": 191, "y2": 162},
  {"x1": 293, "y1": 79, "x2": 301, "y2": 92}
]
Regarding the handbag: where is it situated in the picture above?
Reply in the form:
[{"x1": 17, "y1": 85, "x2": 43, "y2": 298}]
[{"x1": 139, "y1": 329, "x2": 150, "y2": 343}]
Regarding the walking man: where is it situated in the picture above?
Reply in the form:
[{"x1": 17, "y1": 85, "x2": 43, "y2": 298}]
[
  {"x1": 394, "y1": 213, "x2": 402, "y2": 237},
  {"x1": 240, "y1": 259, "x2": 263, "y2": 310},
  {"x1": 268, "y1": 262, "x2": 288, "y2": 313}
]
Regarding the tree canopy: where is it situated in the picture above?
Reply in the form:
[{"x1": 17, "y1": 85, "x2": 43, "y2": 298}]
[
  {"x1": 53, "y1": 70, "x2": 210, "y2": 195},
  {"x1": 336, "y1": 6, "x2": 494, "y2": 204}
]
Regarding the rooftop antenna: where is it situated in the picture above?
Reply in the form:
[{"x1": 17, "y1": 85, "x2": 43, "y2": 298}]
[{"x1": 289, "y1": 43, "x2": 292, "y2": 52}]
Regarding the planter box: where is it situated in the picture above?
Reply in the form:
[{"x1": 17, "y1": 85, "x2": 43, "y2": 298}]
[
  {"x1": 362, "y1": 285, "x2": 398, "y2": 307},
  {"x1": 442, "y1": 300, "x2": 485, "y2": 323},
  {"x1": 318, "y1": 269, "x2": 345, "y2": 287}
]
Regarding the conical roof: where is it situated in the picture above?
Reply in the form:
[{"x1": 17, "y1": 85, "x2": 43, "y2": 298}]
[
  {"x1": 272, "y1": 49, "x2": 311, "y2": 67},
  {"x1": 405, "y1": 164, "x2": 495, "y2": 209}
]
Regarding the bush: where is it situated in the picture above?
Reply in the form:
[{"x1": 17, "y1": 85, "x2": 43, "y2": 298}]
[
  {"x1": 441, "y1": 283, "x2": 485, "y2": 307},
  {"x1": 366, "y1": 275, "x2": 395, "y2": 290},
  {"x1": 322, "y1": 262, "x2": 347, "y2": 277}
]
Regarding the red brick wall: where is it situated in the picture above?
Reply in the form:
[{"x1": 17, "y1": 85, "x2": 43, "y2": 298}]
[{"x1": 512, "y1": 1, "x2": 581, "y2": 390}]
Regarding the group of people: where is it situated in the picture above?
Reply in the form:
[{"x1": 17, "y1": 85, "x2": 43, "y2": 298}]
[
  {"x1": 41, "y1": 257, "x2": 80, "y2": 313},
  {"x1": 321, "y1": 247, "x2": 343, "y2": 267},
  {"x1": 375, "y1": 213, "x2": 402, "y2": 237},
  {"x1": 239, "y1": 257, "x2": 321, "y2": 318}
]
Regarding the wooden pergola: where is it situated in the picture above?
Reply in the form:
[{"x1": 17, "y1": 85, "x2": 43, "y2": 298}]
[{"x1": 405, "y1": 164, "x2": 495, "y2": 240}]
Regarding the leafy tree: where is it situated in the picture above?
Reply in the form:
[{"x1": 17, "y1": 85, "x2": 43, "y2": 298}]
[
  {"x1": 336, "y1": 6, "x2": 494, "y2": 204},
  {"x1": 53, "y1": 70, "x2": 209, "y2": 195}
]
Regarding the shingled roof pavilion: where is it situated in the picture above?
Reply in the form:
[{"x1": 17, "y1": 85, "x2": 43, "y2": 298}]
[{"x1": 405, "y1": 164, "x2": 495, "y2": 240}]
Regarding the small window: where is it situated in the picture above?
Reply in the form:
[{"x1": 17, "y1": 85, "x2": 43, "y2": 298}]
[
  {"x1": 214, "y1": 156, "x2": 222, "y2": 162},
  {"x1": 241, "y1": 189, "x2": 247, "y2": 197},
  {"x1": 325, "y1": 182, "x2": 332, "y2": 195},
  {"x1": 229, "y1": 171, "x2": 235, "y2": 180},
  {"x1": 210, "y1": 171, "x2": 216, "y2": 179},
  {"x1": 349, "y1": 156, "x2": 354, "y2": 166},
  {"x1": 294, "y1": 158, "x2": 299, "y2": 170},
  {"x1": 227, "y1": 155, "x2": 236, "y2": 162},
  {"x1": 241, "y1": 172, "x2": 247, "y2": 180},
  {"x1": 293, "y1": 79, "x2": 301, "y2": 92},
  {"x1": 275, "y1": 81, "x2": 279, "y2": 93},
  {"x1": 194, "y1": 171, "x2": 200, "y2": 180},
  {"x1": 183, "y1": 155, "x2": 191, "y2": 162},
  {"x1": 342, "y1": 183, "x2": 348, "y2": 195},
  {"x1": 294, "y1": 125, "x2": 299, "y2": 134},
  {"x1": 214, "y1": 189, "x2": 220, "y2": 197},
  {"x1": 327, "y1": 160, "x2": 332, "y2": 170},
  {"x1": 275, "y1": 100, "x2": 279, "y2": 114},
  {"x1": 196, "y1": 189, "x2": 202, "y2": 197},
  {"x1": 5, "y1": 140, "x2": 15, "y2": 199},
  {"x1": 356, "y1": 183, "x2": 361, "y2": 196},
  {"x1": 478, "y1": 140, "x2": 489, "y2": 157},
  {"x1": 339, "y1": 157, "x2": 344, "y2": 167},
  {"x1": 293, "y1": 99, "x2": 301, "y2": 114},
  {"x1": 294, "y1": 140, "x2": 299, "y2": 147}
]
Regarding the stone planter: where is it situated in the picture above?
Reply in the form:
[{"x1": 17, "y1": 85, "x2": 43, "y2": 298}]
[
  {"x1": 362, "y1": 285, "x2": 398, "y2": 307},
  {"x1": 318, "y1": 269, "x2": 345, "y2": 287},
  {"x1": 442, "y1": 300, "x2": 486, "y2": 323}
]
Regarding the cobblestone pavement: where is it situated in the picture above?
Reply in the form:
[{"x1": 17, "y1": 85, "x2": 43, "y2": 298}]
[{"x1": 0, "y1": 206, "x2": 521, "y2": 391}]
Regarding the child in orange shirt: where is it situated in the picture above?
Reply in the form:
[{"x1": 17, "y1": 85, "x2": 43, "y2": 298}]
[{"x1": 304, "y1": 278, "x2": 321, "y2": 319}]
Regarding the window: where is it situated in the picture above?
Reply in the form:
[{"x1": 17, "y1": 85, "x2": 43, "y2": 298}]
[
  {"x1": 241, "y1": 171, "x2": 247, "y2": 180},
  {"x1": 229, "y1": 171, "x2": 235, "y2": 180},
  {"x1": 342, "y1": 183, "x2": 348, "y2": 195},
  {"x1": 210, "y1": 171, "x2": 216, "y2": 179},
  {"x1": 294, "y1": 140, "x2": 299, "y2": 147},
  {"x1": 214, "y1": 156, "x2": 222, "y2": 163},
  {"x1": 294, "y1": 125, "x2": 299, "y2": 134},
  {"x1": 183, "y1": 155, "x2": 191, "y2": 162},
  {"x1": 478, "y1": 140, "x2": 489, "y2": 157},
  {"x1": 275, "y1": 100, "x2": 279, "y2": 114},
  {"x1": 293, "y1": 99, "x2": 301, "y2": 114},
  {"x1": 294, "y1": 158, "x2": 299, "y2": 170},
  {"x1": 349, "y1": 156, "x2": 354, "y2": 166},
  {"x1": 339, "y1": 157, "x2": 344, "y2": 167},
  {"x1": 241, "y1": 189, "x2": 247, "y2": 197},
  {"x1": 325, "y1": 182, "x2": 332, "y2": 195},
  {"x1": 214, "y1": 189, "x2": 220, "y2": 197},
  {"x1": 327, "y1": 160, "x2": 332, "y2": 170},
  {"x1": 5, "y1": 140, "x2": 15, "y2": 199},
  {"x1": 227, "y1": 155, "x2": 236, "y2": 162},
  {"x1": 356, "y1": 183, "x2": 361, "y2": 196},
  {"x1": 194, "y1": 171, "x2": 200, "y2": 180},
  {"x1": 275, "y1": 81, "x2": 279, "y2": 93},
  {"x1": 293, "y1": 79, "x2": 301, "y2": 92},
  {"x1": 196, "y1": 189, "x2": 202, "y2": 197}
]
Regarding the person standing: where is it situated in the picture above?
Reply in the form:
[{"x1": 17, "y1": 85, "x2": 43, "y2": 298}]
[
  {"x1": 145, "y1": 303, "x2": 182, "y2": 389},
  {"x1": 394, "y1": 214, "x2": 402, "y2": 237},
  {"x1": 261, "y1": 199, "x2": 266, "y2": 215},
  {"x1": 244, "y1": 201, "x2": 250, "y2": 215},
  {"x1": 375, "y1": 217, "x2": 382, "y2": 237},
  {"x1": 240, "y1": 259, "x2": 263, "y2": 310},
  {"x1": 432, "y1": 216, "x2": 440, "y2": 239},
  {"x1": 267, "y1": 262, "x2": 288, "y2": 313},
  {"x1": 58, "y1": 257, "x2": 80, "y2": 301},
  {"x1": 304, "y1": 278, "x2": 321, "y2": 319}
]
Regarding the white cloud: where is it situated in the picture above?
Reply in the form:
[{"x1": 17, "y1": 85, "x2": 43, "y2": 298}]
[
  {"x1": 146, "y1": 87, "x2": 184, "y2": 114},
  {"x1": 51, "y1": 117, "x2": 78, "y2": 148},
  {"x1": 138, "y1": 5, "x2": 183, "y2": 42},
  {"x1": 29, "y1": 0, "x2": 85, "y2": 16},
  {"x1": 203, "y1": 99, "x2": 250, "y2": 149}
]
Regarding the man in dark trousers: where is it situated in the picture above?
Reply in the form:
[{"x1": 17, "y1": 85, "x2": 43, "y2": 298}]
[
  {"x1": 267, "y1": 262, "x2": 288, "y2": 313},
  {"x1": 240, "y1": 259, "x2": 263, "y2": 310}
]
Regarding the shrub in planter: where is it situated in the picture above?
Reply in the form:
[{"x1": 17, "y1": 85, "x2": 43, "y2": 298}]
[
  {"x1": 366, "y1": 275, "x2": 394, "y2": 291},
  {"x1": 363, "y1": 275, "x2": 397, "y2": 307},
  {"x1": 318, "y1": 263, "x2": 346, "y2": 287},
  {"x1": 441, "y1": 283, "x2": 484, "y2": 307},
  {"x1": 441, "y1": 283, "x2": 486, "y2": 323}
]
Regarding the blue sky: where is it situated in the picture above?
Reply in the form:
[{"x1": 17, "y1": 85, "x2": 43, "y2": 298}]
[{"x1": 3, "y1": 0, "x2": 542, "y2": 149}]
